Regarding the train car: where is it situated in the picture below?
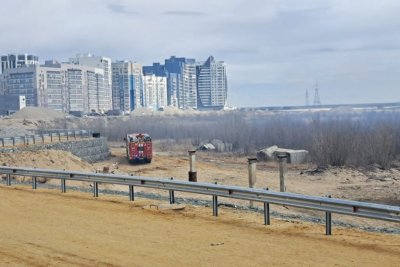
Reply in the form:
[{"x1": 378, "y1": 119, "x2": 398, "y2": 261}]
[{"x1": 125, "y1": 133, "x2": 152, "y2": 164}]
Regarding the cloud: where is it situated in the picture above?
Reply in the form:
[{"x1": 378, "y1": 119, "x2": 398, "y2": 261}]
[
  {"x1": 1, "y1": 0, "x2": 400, "y2": 106},
  {"x1": 107, "y1": 3, "x2": 137, "y2": 14},
  {"x1": 163, "y1": 10, "x2": 206, "y2": 16}
]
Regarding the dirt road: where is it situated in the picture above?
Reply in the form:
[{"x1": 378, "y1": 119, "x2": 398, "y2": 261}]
[{"x1": 0, "y1": 185, "x2": 399, "y2": 266}]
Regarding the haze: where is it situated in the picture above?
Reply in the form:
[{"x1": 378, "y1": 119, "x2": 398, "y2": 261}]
[{"x1": 1, "y1": 0, "x2": 399, "y2": 107}]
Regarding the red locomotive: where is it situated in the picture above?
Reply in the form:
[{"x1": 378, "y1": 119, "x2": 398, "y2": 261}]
[{"x1": 125, "y1": 133, "x2": 152, "y2": 164}]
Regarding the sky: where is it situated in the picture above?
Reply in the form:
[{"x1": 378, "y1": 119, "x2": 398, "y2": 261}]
[{"x1": 1, "y1": 0, "x2": 399, "y2": 107}]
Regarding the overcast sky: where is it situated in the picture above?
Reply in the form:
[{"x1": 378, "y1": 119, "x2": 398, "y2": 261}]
[{"x1": 1, "y1": 0, "x2": 399, "y2": 107}]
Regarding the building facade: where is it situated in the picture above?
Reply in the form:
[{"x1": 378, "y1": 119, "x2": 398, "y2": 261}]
[
  {"x1": 1, "y1": 53, "x2": 39, "y2": 73},
  {"x1": 0, "y1": 61, "x2": 105, "y2": 113},
  {"x1": 111, "y1": 61, "x2": 143, "y2": 112},
  {"x1": 0, "y1": 95, "x2": 26, "y2": 115},
  {"x1": 142, "y1": 74, "x2": 167, "y2": 109},
  {"x1": 196, "y1": 56, "x2": 227, "y2": 109},
  {"x1": 164, "y1": 56, "x2": 197, "y2": 109},
  {"x1": 69, "y1": 53, "x2": 112, "y2": 111}
]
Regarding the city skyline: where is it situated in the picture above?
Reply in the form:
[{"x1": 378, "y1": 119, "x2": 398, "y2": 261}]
[
  {"x1": 0, "y1": 52, "x2": 228, "y2": 114},
  {"x1": 1, "y1": 0, "x2": 400, "y2": 107}
]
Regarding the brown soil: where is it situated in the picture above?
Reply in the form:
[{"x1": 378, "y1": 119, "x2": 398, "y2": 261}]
[{"x1": 0, "y1": 185, "x2": 399, "y2": 267}]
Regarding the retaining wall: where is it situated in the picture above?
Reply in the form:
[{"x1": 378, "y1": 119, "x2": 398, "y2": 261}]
[{"x1": 0, "y1": 137, "x2": 109, "y2": 163}]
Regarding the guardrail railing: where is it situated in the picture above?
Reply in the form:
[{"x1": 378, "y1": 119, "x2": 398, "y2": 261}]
[
  {"x1": 0, "y1": 130, "x2": 92, "y2": 147},
  {"x1": 0, "y1": 166, "x2": 399, "y2": 235}
]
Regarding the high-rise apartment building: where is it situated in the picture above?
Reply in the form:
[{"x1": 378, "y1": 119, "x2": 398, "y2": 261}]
[
  {"x1": 69, "y1": 53, "x2": 112, "y2": 111},
  {"x1": 142, "y1": 74, "x2": 167, "y2": 109},
  {"x1": 196, "y1": 56, "x2": 227, "y2": 109},
  {"x1": 0, "y1": 61, "x2": 105, "y2": 113},
  {"x1": 1, "y1": 53, "x2": 39, "y2": 73},
  {"x1": 111, "y1": 61, "x2": 143, "y2": 112},
  {"x1": 164, "y1": 56, "x2": 197, "y2": 109}
]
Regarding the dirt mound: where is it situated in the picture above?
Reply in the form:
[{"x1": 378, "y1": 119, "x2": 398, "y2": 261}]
[
  {"x1": 0, "y1": 150, "x2": 94, "y2": 182},
  {"x1": 11, "y1": 107, "x2": 65, "y2": 120}
]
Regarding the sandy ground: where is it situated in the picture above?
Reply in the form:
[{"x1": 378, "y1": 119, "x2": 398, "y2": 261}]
[
  {"x1": 0, "y1": 185, "x2": 399, "y2": 267},
  {"x1": 1, "y1": 143, "x2": 399, "y2": 229}
]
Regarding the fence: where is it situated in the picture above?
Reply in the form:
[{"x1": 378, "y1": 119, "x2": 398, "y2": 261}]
[
  {"x1": 0, "y1": 166, "x2": 399, "y2": 235},
  {"x1": 0, "y1": 130, "x2": 92, "y2": 147}
]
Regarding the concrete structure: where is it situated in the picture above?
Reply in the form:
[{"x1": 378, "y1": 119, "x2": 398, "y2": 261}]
[
  {"x1": 0, "y1": 95, "x2": 26, "y2": 115},
  {"x1": 196, "y1": 56, "x2": 227, "y2": 110},
  {"x1": 256, "y1": 145, "x2": 310, "y2": 164},
  {"x1": 0, "y1": 61, "x2": 106, "y2": 113},
  {"x1": 111, "y1": 61, "x2": 142, "y2": 112},
  {"x1": 1, "y1": 53, "x2": 39, "y2": 73},
  {"x1": 165, "y1": 56, "x2": 197, "y2": 109},
  {"x1": 142, "y1": 74, "x2": 167, "y2": 109},
  {"x1": 69, "y1": 53, "x2": 112, "y2": 111}
]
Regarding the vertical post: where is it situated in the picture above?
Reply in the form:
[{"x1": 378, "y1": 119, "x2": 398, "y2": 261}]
[
  {"x1": 50, "y1": 133, "x2": 53, "y2": 142},
  {"x1": 264, "y1": 202, "x2": 270, "y2": 225},
  {"x1": 24, "y1": 136, "x2": 27, "y2": 145},
  {"x1": 66, "y1": 132, "x2": 69, "y2": 141},
  {"x1": 12, "y1": 137, "x2": 15, "y2": 146},
  {"x1": 6, "y1": 174, "x2": 11, "y2": 186},
  {"x1": 32, "y1": 176, "x2": 37, "y2": 189},
  {"x1": 129, "y1": 185, "x2": 134, "y2": 201},
  {"x1": 42, "y1": 134, "x2": 45, "y2": 144},
  {"x1": 58, "y1": 132, "x2": 61, "y2": 141},
  {"x1": 1, "y1": 138, "x2": 4, "y2": 147},
  {"x1": 264, "y1": 188, "x2": 270, "y2": 225},
  {"x1": 212, "y1": 195, "x2": 218, "y2": 216},
  {"x1": 93, "y1": 182, "x2": 98, "y2": 197},
  {"x1": 74, "y1": 131, "x2": 76, "y2": 140},
  {"x1": 248, "y1": 158, "x2": 257, "y2": 207},
  {"x1": 188, "y1": 150, "x2": 197, "y2": 182},
  {"x1": 32, "y1": 135, "x2": 36, "y2": 144},
  {"x1": 277, "y1": 154, "x2": 287, "y2": 192},
  {"x1": 61, "y1": 179, "x2": 66, "y2": 193},
  {"x1": 326, "y1": 195, "x2": 332, "y2": 235},
  {"x1": 169, "y1": 177, "x2": 175, "y2": 204}
]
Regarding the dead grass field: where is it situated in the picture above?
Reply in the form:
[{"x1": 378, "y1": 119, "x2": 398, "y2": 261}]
[{"x1": 1, "y1": 185, "x2": 399, "y2": 267}]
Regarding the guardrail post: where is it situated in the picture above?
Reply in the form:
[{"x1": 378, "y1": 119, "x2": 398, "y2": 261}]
[
  {"x1": 169, "y1": 177, "x2": 175, "y2": 204},
  {"x1": 50, "y1": 133, "x2": 53, "y2": 142},
  {"x1": 32, "y1": 176, "x2": 37, "y2": 189},
  {"x1": 58, "y1": 132, "x2": 61, "y2": 141},
  {"x1": 61, "y1": 179, "x2": 66, "y2": 193},
  {"x1": 12, "y1": 137, "x2": 15, "y2": 146},
  {"x1": 188, "y1": 150, "x2": 197, "y2": 182},
  {"x1": 6, "y1": 174, "x2": 11, "y2": 186},
  {"x1": 248, "y1": 158, "x2": 257, "y2": 207},
  {"x1": 129, "y1": 185, "x2": 134, "y2": 201},
  {"x1": 93, "y1": 182, "x2": 99, "y2": 197},
  {"x1": 32, "y1": 135, "x2": 36, "y2": 144},
  {"x1": 277, "y1": 154, "x2": 288, "y2": 192},
  {"x1": 66, "y1": 132, "x2": 69, "y2": 141},
  {"x1": 264, "y1": 188, "x2": 270, "y2": 225},
  {"x1": 326, "y1": 195, "x2": 332, "y2": 235},
  {"x1": 1, "y1": 138, "x2": 4, "y2": 147},
  {"x1": 212, "y1": 195, "x2": 218, "y2": 216},
  {"x1": 24, "y1": 136, "x2": 27, "y2": 145},
  {"x1": 212, "y1": 181, "x2": 218, "y2": 216},
  {"x1": 42, "y1": 134, "x2": 45, "y2": 144}
]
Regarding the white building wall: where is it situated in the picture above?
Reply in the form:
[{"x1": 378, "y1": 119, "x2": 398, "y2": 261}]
[
  {"x1": 143, "y1": 74, "x2": 167, "y2": 109},
  {"x1": 69, "y1": 53, "x2": 112, "y2": 111}
]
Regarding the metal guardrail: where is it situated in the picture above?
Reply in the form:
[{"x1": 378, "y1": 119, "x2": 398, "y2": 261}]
[
  {"x1": 0, "y1": 130, "x2": 92, "y2": 147},
  {"x1": 0, "y1": 166, "x2": 399, "y2": 235}
]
